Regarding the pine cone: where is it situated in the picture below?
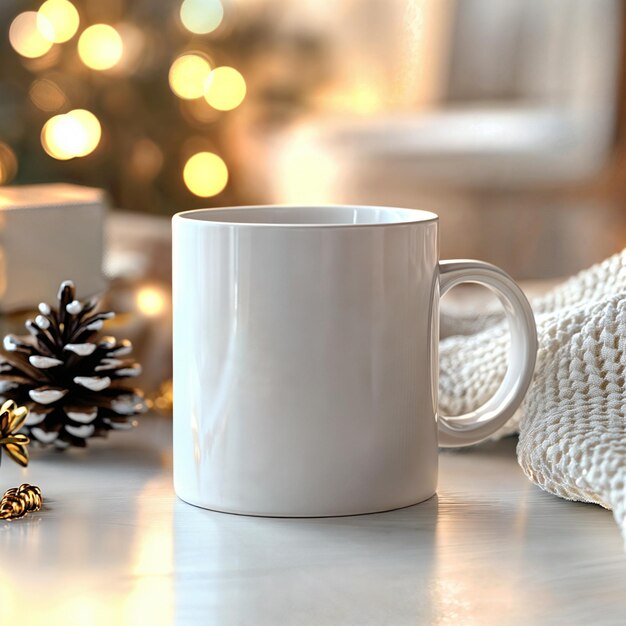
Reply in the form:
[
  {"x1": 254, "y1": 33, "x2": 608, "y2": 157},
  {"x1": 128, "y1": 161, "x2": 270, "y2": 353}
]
[{"x1": 0, "y1": 280, "x2": 147, "y2": 449}]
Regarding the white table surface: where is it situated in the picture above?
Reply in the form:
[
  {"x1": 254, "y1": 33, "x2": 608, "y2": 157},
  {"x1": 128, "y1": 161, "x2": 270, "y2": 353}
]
[{"x1": 0, "y1": 414, "x2": 624, "y2": 626}]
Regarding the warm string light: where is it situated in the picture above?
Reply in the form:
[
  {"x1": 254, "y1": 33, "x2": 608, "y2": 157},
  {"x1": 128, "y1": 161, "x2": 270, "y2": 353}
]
[
  {"x1": 38, "y1": 0, "x2": 80, "y2": 44},
  {"x1": 7, "y1": 0, "x2": 242, "y2": 197},
  {"x1": 168, "y1": 0, "x2": 245, "y2": 197},
  {"x1": 41, "y1": 109, "x2": 102, "y2": 160},
  {"x1": 168, "y1": 61, "x2": 247, "y2": 112},
  {"x1": 9, "y1": 11, "x2": 54, "y2": 59},
  {"x1": 78, "y1": 24, "x2": 124, "y2": 71},
  {"x1": 204, "y1": 66, "x2": 246, "y2": 111},
  {"x1": 179, "y1": 0, "x2": 224, "y2": 35},
  {"x1": 9, "y1": 1, "x2": 80, "y2": 59},
  {"x1": 183, "y1": 152, "x2": 228, "y2": 197},
  {"x1": 136, "y1": 286, "x2": 167, "y2": 317},
  {"x1": 168, "y1": 53, "x2": 212, "y2": 99},
  {"x1": 0, "y1": 143, "x2": 18, "y2": 185}
]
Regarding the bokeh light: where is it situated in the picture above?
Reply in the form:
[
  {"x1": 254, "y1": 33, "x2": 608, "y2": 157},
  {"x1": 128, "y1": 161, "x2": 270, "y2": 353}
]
[
  {"x1": 114, "y1": 23, "x2": 146, "y2": 75},
  {"x1": 78, "y1": 24, "x2": 123, "y2": 71},
  {"x1": 180, "y1": 97, "x2": 221, "y2": 124},
  {"x1": 38, "y1": 0, "x2": 80, "y2": 44},
  {"x1": 136, "y1": 286, "x2": 167, "y2": 317},
  {"x1": 179, "y1": 0, "x2": 224, "y2": 35},
  {"x1": 204, "y1": 66, "x2": 246, "y2": 111},
  {"x1": 29, "y1": 78, "x2": 67, "y2": 111},
  {"x1": 42, "y1": 116, "x2": 73, "y2": 160},
  {"x1": 183, "y1": 151, "x2": 228, "y2": 197},
  {"x1": 130, "y1": 139, "x2": 164, "y2": 181},
  {"x1": 0, "y1": 143, "x2": 18, "y2": 185},
  {"x1": 274, "y1": 125, "x2": 340, "y2": 204},
  {"x1": 168, "y1": 54, "x2": 211, "y2": 100},
  {"x1": 9, "y1": 12, "x2": 54, "y2": 59},
  {"x1": 68, "y1": 110, "x2": 102, "y2": 156},
  {"x1": 41, "y1": 109, "x2": 102, "y2": 160}
]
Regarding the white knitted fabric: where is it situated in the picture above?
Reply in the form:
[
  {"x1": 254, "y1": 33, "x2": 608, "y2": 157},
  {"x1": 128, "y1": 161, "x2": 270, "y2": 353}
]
[{"x1": 439, "y1": 251, "x2": 626, "y2": 542}]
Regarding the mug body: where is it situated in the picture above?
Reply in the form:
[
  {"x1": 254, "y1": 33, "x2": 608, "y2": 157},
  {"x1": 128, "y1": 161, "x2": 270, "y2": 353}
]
[{"x1": 172, "y1": 206, "x2": 439, "y2": 516}]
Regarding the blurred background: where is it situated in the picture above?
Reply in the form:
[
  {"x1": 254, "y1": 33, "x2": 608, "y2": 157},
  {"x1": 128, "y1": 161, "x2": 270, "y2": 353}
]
[
  {"x1": 1, "y1": 0, "x2": 625, "y2": 276},
  {"x1": 1, "y1": 0, "x2": 626, "y2": 399}
]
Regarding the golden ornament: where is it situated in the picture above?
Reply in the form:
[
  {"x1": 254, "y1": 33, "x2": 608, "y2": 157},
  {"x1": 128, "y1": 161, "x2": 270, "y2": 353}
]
[
  {"x1": 0, "y1": 400, "x2": 30, "y2": 467},
  {"x1": 0, "y1": 484, "x2": 43, "y2": 520}
]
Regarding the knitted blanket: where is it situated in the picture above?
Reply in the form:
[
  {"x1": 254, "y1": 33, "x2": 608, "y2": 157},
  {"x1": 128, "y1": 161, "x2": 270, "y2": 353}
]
[{"x1": 439, "y1": 251, "x2": 626, "y2": 543}]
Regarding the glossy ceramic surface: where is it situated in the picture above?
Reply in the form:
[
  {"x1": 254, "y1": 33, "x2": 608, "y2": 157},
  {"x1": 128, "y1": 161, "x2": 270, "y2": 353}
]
[{"x1": 172, "y1": 205, "x2": 536, "y2": 516}]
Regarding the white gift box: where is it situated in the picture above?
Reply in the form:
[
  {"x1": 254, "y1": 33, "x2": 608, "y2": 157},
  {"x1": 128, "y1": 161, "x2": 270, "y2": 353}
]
[{"x1": 0, "y1": 183, "x2": 107, "y2": 312}]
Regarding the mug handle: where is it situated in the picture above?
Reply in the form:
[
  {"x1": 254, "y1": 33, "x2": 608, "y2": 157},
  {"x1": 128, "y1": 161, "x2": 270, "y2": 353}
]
[{"x1": 437, "y1": 260, "x2": 538, "y2": 447}]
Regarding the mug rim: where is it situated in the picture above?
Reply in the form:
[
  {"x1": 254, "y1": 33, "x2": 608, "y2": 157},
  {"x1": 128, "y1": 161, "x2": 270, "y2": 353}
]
[{"x1": 173, "y1": 205, "x2": 438, "y2": 228}]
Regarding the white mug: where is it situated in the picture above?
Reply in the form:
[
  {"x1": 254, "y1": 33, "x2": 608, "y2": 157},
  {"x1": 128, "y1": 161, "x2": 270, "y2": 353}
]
[{"x1": 172, "y1": 205, "x2": 537, "y2": 516}]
